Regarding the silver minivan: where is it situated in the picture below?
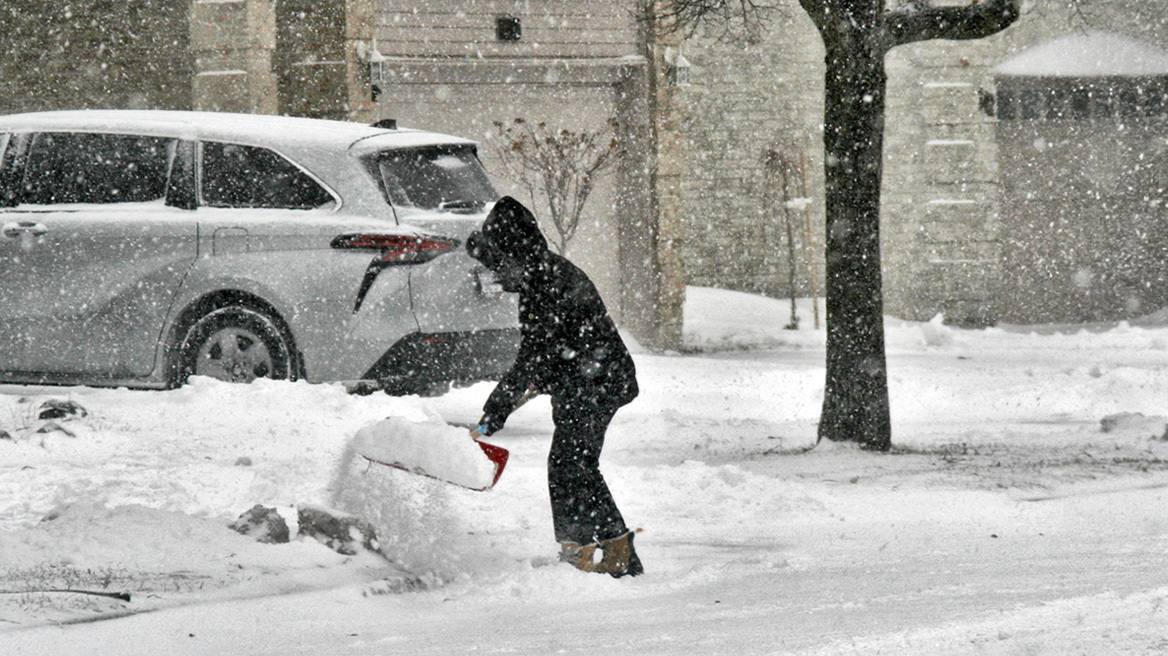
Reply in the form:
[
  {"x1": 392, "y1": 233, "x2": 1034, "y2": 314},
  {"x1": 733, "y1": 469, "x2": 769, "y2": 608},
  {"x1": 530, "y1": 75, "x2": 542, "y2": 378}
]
[{"x1": 0, "y1": 110, "x2": 519, "y2": 393}]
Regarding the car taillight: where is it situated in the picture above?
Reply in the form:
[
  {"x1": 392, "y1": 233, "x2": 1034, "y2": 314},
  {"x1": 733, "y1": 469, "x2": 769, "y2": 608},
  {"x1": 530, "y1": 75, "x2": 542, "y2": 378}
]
[
  {"x1": 331, "y1": 233, "x2": 457, "y2": 266},
  {"x1": 335, "y1": 233, "x2": 460, "y2": 314}
]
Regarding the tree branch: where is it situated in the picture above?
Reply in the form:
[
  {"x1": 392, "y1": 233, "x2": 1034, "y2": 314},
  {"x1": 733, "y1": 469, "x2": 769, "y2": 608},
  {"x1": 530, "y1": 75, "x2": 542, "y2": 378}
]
[
  {"x1": 884, "y1": 0, "x2": 1021, "y2": 47},
  {"x1": 796, "y1": 0, "x2": 831, "y2": 33},
  {"x1": 0, "y1": 588, "x2": 132, "y2": 601},
  {"x1": 640, "y1": 0, "x2": 782, "y2": 42}
]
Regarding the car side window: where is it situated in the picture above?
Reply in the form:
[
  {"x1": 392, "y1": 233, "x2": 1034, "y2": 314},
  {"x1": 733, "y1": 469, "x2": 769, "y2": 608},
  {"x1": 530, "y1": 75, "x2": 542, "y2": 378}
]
[
  {"x1": 200, "y1": 142, "x2": 333, "y2": 210},
  {"x1": 20, "y1": 132, "x2": 173, "y2": 205},
  {"x1": 0, "y1": 133, "x2": 14, "y2": 208}
]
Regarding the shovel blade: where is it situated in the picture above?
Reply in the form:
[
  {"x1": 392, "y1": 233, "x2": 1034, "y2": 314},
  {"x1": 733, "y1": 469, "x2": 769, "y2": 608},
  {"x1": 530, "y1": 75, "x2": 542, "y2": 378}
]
[
  {"x1": 357, "y1": 428, "x2": 509, "y2": 491},
  {"x1": 475, "y1": 439, "x2": 510, "y2": 489}
]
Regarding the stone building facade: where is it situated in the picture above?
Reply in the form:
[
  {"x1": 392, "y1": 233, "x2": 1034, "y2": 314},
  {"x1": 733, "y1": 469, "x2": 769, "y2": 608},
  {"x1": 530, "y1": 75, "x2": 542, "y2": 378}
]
[
  {"x1": 679, "y1": 0, "x2": 1168, "y2": 325},
  {"x1": 994, "y1": 31, "x2": 1168, "y2": 323},
  {"x1": 0, "y1": 1, "x2": 193, "y2": 112},
  {"x1": 677, "y1": 8, "x2": 827, "y2": 319}
]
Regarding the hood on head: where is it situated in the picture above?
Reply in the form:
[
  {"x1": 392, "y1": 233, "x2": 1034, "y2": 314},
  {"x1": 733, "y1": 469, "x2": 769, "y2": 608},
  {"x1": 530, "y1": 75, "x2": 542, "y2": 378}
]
[{"x1": 480, "y1": 196, "x2": 547, "y2": 263}]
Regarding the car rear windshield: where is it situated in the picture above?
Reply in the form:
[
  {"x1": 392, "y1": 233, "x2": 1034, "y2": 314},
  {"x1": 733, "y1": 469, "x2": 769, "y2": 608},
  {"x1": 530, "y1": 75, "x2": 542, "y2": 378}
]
[{"x1": 371, "y1": 145, "x2": 497, "y2": 213}]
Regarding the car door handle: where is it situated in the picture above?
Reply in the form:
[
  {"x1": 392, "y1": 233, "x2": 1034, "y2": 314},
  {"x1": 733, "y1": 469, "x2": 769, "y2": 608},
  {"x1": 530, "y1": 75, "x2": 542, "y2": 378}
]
[{"x1": 2, "y1": 221, "x2": 49, "y2": 239}]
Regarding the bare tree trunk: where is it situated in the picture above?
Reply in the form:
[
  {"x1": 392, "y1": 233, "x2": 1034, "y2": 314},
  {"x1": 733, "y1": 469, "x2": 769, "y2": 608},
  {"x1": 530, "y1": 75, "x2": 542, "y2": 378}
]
[
  {"x1": 819, "y1": 38, "x2": 892, "y2": 450},
  {"x1": 799, "y1": 151, "x2": 820, "y2": 330},
  {"x1": 764, "y1": 147, "x2": 803, "y2": 330},
  {"x1": 797, "y1": 0, "x2": 1021, "y2": 451},
  {"x1": 779, "y1": 161, "x2": 800, "y2": 329}
]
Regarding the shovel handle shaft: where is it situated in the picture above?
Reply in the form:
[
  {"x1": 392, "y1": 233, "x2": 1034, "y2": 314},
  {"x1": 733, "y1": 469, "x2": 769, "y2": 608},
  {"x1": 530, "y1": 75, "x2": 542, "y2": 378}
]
[{"x1": 469, "y1": 386, "x2": 539, "y2": 437}]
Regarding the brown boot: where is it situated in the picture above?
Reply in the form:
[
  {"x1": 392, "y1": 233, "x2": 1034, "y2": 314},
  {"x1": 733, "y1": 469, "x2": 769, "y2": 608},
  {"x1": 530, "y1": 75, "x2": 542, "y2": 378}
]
[
  {"x1": 559, "y1": 541, "x2": 600, "y2": 572},
  {"x1": 596, "y1": 530, "x2": 644, "y2": 578}
]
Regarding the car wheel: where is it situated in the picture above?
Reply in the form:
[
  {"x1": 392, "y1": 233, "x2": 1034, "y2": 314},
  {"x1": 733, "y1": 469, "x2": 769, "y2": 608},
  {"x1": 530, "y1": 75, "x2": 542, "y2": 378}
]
[{"x1": 178, "y1": 306, "x2": 296, "y2": 384}]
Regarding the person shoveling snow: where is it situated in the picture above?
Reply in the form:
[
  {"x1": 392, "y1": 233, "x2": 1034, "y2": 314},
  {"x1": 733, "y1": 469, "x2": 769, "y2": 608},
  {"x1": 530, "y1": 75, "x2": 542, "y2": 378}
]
[{"x1": 466, "y1": 196, "x2": 642, "y2": 579}]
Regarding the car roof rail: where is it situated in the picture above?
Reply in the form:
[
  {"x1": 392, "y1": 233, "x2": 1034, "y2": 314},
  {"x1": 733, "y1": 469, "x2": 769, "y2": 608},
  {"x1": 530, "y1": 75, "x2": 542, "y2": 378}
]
[{"x1": 371, "y1": 118, "x2": 398, "y2": 130}]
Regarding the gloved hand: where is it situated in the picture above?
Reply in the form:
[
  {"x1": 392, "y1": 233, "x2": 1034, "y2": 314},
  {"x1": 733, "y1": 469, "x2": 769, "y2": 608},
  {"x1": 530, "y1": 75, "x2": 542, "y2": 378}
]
[{"x1": 476, "y1": 413, "x2": 506, "y2": 437}]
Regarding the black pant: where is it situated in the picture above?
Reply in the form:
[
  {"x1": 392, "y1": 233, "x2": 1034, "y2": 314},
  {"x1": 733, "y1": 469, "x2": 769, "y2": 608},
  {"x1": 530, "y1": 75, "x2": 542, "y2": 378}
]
[{"x1": 548, "y1": 392, "x2": 628, "y2": 544}]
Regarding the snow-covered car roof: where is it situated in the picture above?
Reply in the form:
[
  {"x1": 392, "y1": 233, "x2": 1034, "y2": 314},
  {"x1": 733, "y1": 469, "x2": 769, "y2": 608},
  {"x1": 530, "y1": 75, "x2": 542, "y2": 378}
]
[
  {"x1": 0, "y1": 110, "x2": 483, "y2": 216},
  {"x1": 0, "y1": 110, "x2": 476, "y2": 154}
]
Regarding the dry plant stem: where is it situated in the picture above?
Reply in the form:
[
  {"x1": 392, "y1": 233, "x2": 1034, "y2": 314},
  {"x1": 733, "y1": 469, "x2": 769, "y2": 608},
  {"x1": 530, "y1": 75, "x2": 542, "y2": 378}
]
[
  {"x1": 491, "y1": 118, "x2": 618, "y2": 254},
  {"x1": 0, "y1": 588, "x2": 131, "y2": 601}
]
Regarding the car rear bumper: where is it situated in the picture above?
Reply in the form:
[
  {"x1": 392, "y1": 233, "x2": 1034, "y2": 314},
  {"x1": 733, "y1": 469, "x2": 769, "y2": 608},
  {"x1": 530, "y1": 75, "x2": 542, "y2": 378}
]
[{"x1": 362, "y1": 328, "x2": 520, "y2": 393}]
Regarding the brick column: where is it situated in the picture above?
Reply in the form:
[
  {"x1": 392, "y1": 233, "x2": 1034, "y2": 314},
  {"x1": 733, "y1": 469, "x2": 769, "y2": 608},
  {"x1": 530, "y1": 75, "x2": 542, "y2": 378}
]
[
  {"x1": 644, "y1": 2, "x2": 687, "y2": 351},
  {"x1": 190, "y1": 0, "x2": 277, "y2": 114},
  {"x1": 615, "y1": 61, "x2": 661, "y2": 349},
  {"x1": 344, "y1": 0, "x2": 378, "y2": 123}
]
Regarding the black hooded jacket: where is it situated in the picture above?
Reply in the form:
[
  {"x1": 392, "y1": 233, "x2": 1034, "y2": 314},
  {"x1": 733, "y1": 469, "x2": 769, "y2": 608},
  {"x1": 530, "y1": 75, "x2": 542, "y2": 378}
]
[{"x1": 472, "y1": 197, "x2": 638, "y2": 434}]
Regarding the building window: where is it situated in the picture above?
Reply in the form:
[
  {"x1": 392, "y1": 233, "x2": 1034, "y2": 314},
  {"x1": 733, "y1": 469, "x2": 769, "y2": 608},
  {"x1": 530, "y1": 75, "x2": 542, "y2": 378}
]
[
  {"x1": 997, "y1": 78, "x2": 1168, "y2": 121},
  {"x1": 496, "y1": 16, "x2": 521, "y2": 42},
  {"x1": 1068, "y1": 89, "x2": 1091, "y2": 119}
]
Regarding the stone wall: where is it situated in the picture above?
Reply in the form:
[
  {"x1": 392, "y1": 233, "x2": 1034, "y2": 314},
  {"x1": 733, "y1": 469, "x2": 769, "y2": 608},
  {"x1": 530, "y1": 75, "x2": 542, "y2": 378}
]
[
  {"x1": 190, "y1": 0, "x2": 277, "y2": 114},
  {"x1": 882, "y1": 34, "x2": 1007, "y2": 326},
  {"x1": 679, "y1": 8, "x2": 826, "y2": 306},
  {"x1": 372, "y1": 0, "x2": 638, "y2": 59},
  {"x1": 0, "y1": 0, "x2": 192, "y2": 114}
]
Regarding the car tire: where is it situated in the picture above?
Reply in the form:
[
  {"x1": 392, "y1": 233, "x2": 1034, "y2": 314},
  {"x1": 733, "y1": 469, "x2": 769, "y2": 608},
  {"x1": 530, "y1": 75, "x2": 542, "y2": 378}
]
[{"x1": 177, "y1": 305, "x2": 297, "y2": 385}]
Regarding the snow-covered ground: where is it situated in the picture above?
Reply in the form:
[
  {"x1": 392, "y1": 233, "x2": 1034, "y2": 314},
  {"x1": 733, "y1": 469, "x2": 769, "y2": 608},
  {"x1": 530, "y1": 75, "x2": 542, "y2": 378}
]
[{"x1": 2, "y1": 286, "x2": 1168, "y2": 654}]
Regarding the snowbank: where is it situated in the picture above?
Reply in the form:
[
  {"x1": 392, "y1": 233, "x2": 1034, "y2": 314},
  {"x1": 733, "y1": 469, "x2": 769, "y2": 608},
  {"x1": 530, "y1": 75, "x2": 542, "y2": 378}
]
[{"x1": 1, "y1": 288, "x2": 1168, "y2": 654}]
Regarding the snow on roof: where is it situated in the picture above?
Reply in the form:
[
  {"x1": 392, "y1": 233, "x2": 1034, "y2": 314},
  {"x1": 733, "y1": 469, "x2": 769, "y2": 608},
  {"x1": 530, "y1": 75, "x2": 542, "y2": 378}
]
[{"x1": 996, "y1": 31, "x2": 1168, "y2": 77}]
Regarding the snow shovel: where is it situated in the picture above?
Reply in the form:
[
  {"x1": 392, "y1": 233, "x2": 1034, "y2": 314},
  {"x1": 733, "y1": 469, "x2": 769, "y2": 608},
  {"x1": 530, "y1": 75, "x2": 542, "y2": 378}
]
[
  {"x1": 355, "y1": 417, "x2": 509, "y2": 491},
  {"x1": 354, "y1": 388, "x2": 536, "y2": 491}
]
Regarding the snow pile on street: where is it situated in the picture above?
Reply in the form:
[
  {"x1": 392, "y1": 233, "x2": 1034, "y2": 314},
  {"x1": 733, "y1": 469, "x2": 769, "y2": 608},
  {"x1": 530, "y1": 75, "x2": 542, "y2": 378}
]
[
  {"x1": 329, "y1": 437, "x2": 477, "y2": 579},
  {"x1": 1, "y1": 286, "x2": 1167, "y2": 654},
  {"x1": 0, "y1": 500, "x2": 384, "y2": 624}
]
